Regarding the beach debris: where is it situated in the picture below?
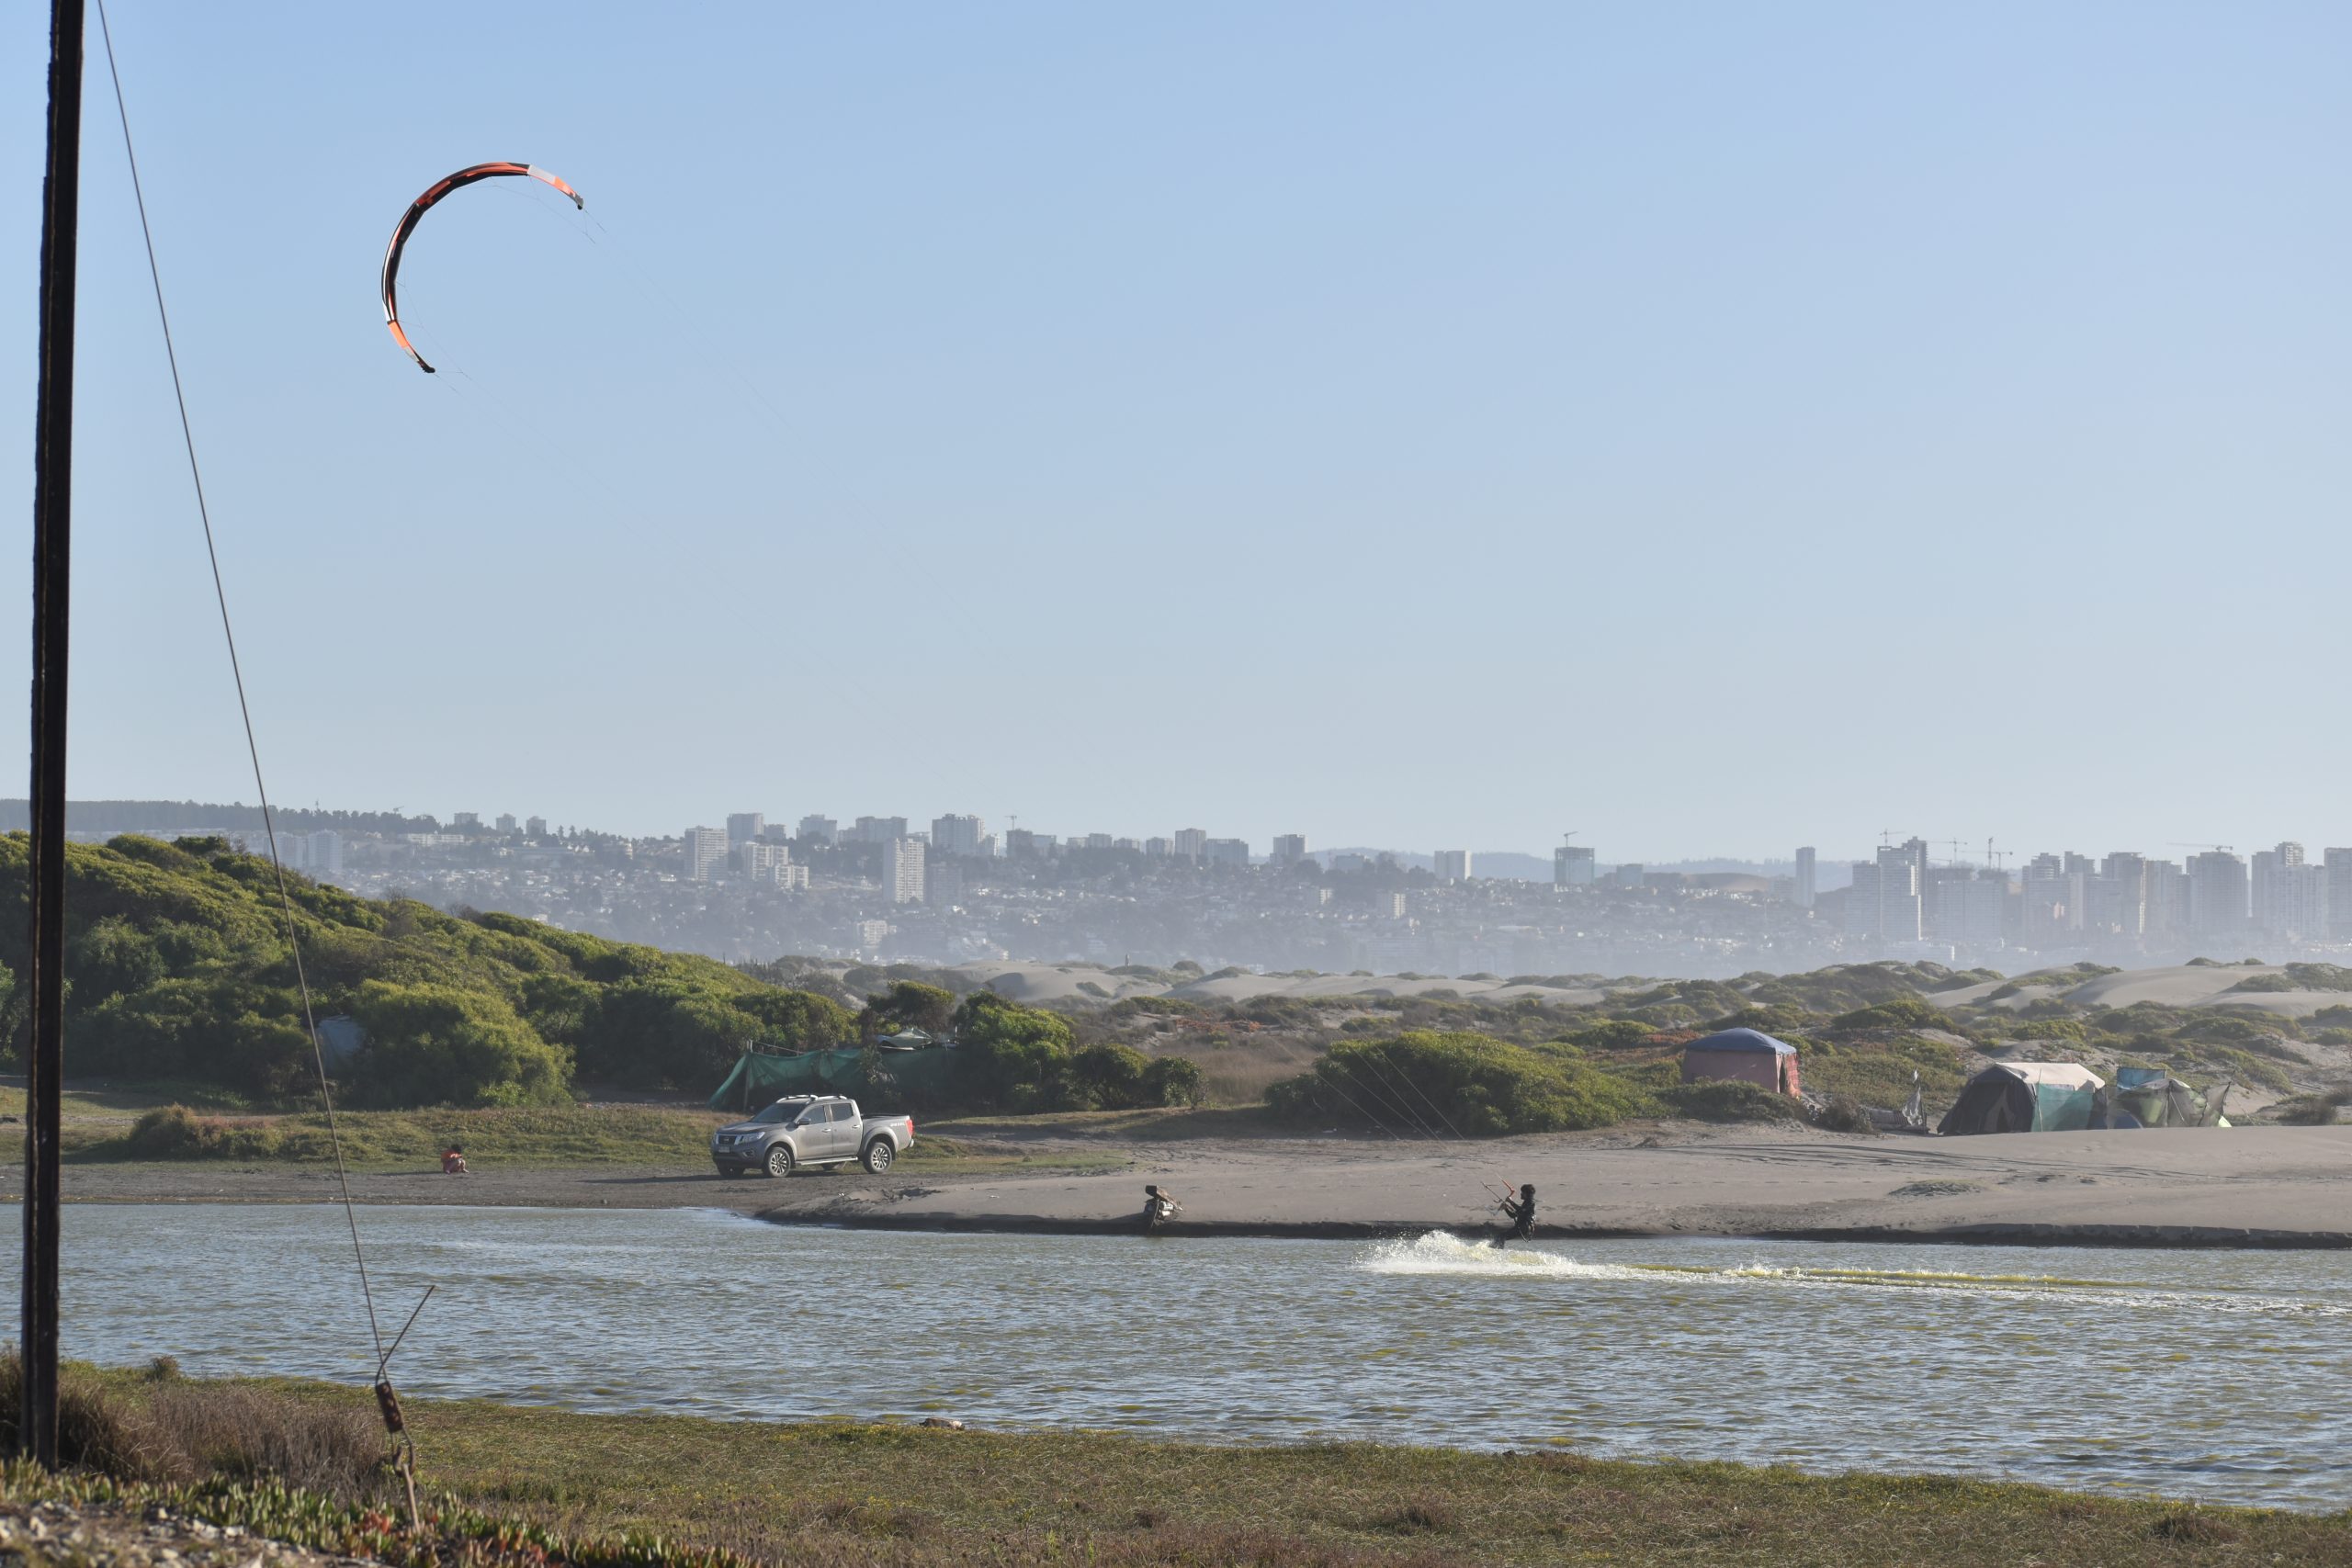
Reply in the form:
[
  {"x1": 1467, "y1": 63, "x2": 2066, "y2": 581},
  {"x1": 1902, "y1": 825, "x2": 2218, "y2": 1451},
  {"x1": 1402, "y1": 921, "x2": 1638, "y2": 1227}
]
[{"x1": 920, "y1": 1417, "x2": 966, "y2": 1430}]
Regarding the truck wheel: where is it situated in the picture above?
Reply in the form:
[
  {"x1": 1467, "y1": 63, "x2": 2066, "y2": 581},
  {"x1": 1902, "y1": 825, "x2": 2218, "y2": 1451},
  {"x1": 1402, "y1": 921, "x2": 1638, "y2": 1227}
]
[
  {"x1": 764, "y1": 1144, "x2": 795, "y2": 1179},
  {"x1": 861, "y1": 1139, "x2": 895, "y2": 1174}
]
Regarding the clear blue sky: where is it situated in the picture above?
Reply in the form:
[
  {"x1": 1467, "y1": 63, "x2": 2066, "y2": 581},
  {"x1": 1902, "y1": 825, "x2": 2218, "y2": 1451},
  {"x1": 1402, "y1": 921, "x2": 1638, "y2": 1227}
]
[{"x1": 5, "y1": 2, "x2": 2347, "y2": 863}]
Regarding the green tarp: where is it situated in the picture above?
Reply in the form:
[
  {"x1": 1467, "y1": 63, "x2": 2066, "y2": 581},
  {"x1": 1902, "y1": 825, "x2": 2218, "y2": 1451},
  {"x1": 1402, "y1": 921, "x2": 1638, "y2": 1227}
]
[{"x1": 708, "y1": 1047, "x2": 959, "y2": 1113}]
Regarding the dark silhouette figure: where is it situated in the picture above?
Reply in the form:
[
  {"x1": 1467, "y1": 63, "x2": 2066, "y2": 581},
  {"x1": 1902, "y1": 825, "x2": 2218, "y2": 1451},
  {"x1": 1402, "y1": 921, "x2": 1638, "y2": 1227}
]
[
  {"x1": 1143, "y1": 1183, "x2": 1181, "y2": 1233},
  {"x1": 1492, "y1": 1183, "x2": 1534, "y2": 1247}
]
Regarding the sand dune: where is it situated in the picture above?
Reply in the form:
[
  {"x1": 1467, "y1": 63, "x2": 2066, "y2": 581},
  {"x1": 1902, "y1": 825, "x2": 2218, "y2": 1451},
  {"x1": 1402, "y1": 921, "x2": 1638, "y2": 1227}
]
[{"x1": 1928, "y1": 964, "x2": 2352, "y2": 1019}]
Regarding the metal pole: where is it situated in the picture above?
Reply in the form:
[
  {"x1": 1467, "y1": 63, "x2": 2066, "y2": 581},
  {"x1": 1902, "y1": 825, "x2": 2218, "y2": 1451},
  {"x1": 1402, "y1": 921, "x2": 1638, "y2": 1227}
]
[{"x1": 24, "y1": 0, "x2": 85, "y2": 1471}]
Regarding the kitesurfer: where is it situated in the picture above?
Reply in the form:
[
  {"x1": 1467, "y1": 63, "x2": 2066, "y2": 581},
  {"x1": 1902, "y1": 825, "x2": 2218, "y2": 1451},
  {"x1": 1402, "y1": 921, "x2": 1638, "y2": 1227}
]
[{"x1": 1492, "y1": 1183, "x2": 1534, "y2": 1247}]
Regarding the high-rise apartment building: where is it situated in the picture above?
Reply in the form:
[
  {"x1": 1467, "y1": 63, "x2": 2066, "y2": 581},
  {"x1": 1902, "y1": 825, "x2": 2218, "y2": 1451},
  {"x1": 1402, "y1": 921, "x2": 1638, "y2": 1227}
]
[
  {"x1": 2144, "y1": 860, "x2": 2188, "y2": 935},
  {"x1": 1433, "y1": 850, "x2": 1470, "y2": 884},
  {"x1": 2328, "y1": 850, "x2": 2352, "y2": 940},
  {"x1": 2018, "y1": 857, "x2": 2084, "y2": 942},
  {"x1": 1924, "y1": 866, "x2": 2004, "y2": 943},
  {"x1": 682, "y1": 825, "x2": 729, "y2": 882},
  {"x1": 727, "y1": 813, "x2": 765, "y2": 845},
  {"x1": 1144, "y1": 837, "x2": 1172, "y2": 858},
  {"x1": 1271, "y1": 834, "x2": 1307, "y2": 867},
  {"x1": 1081, "y1": 833, "x2": 1115, "y2": 852},
  {"x1": 2094, "y1": 852, "x2": 2149, "y2": 937},
  {"x1": 1004, "y1": 829, "x2": 1042, "y2": 858},
  {"x1": 2255, "y1": 842, "x2": 2327, "y2": 940},
  {"x1": 2188, "y1": 851, "x2": 2249, "y2": 938},
  {"x1": 525, "y1": 816, "x2": 548, "y2": 838},
  {"x1": 931, "y1": 814, "x2": 986, "y2": 857},
  {"x1": 1847, "y1": 849, "x2": 1923, "y2": 942},
  {"x1": 884, "y1": 837, "x2": 926, "y2": 904},
  {"x1": 743, "y1": 840, "x2": 808, "y2": 888},
  {"x1": 1794, "y1": 847, "x2": 1816, "y2": 909},
  {"x1": 853, "y1": 816, "x2": 909, "y2": 845},
  {"x1": 1553, "y1": 844, "x2": 1596, "y2": 887},
  {"x1": 1172, "y1": 829, "x2": 1208, "y2": 861},
  {"x1": 797, "y1": 815, "x2": 838, "y2": 846},
  {"x1": 495, "y1": 813, "x2": 517, "y2": 835},
  {"x1": 1204, "y1": 838, "x2": 1250, "y2": 869},
  {"x1": 308, "y1": 830, "x2": 343, "y2": 875}
]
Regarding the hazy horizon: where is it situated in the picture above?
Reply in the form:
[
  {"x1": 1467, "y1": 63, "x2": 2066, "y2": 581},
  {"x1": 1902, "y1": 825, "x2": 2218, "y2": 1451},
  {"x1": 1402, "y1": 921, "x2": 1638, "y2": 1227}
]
[{"x1": 6, "y1": 2, "x2": 2348, "y2": 857}]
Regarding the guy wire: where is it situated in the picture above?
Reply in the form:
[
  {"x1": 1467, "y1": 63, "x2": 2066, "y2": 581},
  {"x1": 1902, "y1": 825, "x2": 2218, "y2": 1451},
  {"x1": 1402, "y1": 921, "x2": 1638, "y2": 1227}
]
[{"x1": 95, "y1": 0, "x2": 388, "y2": 1372}]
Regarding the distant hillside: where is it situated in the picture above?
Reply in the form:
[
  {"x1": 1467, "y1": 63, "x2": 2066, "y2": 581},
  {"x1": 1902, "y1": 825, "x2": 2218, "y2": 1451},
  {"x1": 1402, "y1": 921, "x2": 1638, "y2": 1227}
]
[
  {"x1": 0, "y1": 832, "x2": 852, "y2": 1107},
  {"x1": 0, "y1": 799, "x2": 439, "y2": 836}
]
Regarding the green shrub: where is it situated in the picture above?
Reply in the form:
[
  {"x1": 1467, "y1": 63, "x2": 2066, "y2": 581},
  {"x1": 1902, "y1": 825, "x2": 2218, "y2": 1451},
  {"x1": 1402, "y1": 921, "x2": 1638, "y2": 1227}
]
[
  {"x1": 2284, "y1": 964, "x2": 2352, "y2": 992},
  {"x1": 1141, "y1": 1055, "x2": 1204, "y2": 1107},
  {"x1": 1826, "y1": 997, "x2": 1947, "y2": 1032},
  {"x1": 1558, "y1": 1019, "x2": 1655, "y2": 1052},
  {"x1": 346, "y1": 981, "x2": 570, "y2": 1108},
  {"x1": 1658, "y1": 1079, "x2": 1802, "y2": 1123},
  {"x1": 950, "y1": 992, "x2": 1076, "y2": 1111},
  {"x1": 1811, "y1": 1095, "x2": 1877, "y2": 1134},
  {"x1": 125, "y1": 1104, "x2": 282, "y2": 1160},
  {"x1": 1107, "y1": 995, "x2": 1202, "y2": 1020},
  {"x1": 1267, "y1": 1032, "x2": 1647, "y2": 1136}
]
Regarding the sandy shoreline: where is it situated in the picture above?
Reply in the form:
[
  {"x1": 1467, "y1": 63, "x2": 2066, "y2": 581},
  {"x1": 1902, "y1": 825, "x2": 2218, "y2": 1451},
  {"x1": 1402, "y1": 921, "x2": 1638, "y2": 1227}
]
[{"x1": 20, "y1": 1121, "x2": 2352, "y2": 1249}]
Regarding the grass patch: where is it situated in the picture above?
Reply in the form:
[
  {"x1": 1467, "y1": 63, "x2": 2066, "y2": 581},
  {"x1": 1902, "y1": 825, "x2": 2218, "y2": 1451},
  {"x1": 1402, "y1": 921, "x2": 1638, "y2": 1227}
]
[
  {"x1": 28, "y1": 1367, "x2": 2351, "y2": 1567},
  {"x1": 70, "y1": 1103, "x2": 729, "y2": 1169}
]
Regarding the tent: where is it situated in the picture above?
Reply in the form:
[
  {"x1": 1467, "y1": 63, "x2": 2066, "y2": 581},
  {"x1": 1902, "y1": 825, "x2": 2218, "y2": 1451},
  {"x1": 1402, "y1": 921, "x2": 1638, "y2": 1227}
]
[
  {"x1": 1681, "y1": 1028, "x2": 1801, "y2": 1097},
  {"x1": 2107, "y1": 1066, "x2": 2230, "y2": 1129},
  {"x1": 1937, "y1": 1062, "x2": 2104, "y2": 1134},
  {"x1": 708, "y1": 1045, "x2": 959, "y2": 1114}
]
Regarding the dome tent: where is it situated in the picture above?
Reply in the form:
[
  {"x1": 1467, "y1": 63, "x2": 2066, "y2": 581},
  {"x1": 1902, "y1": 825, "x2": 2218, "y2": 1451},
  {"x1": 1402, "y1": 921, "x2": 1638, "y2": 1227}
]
[
  {"x1": 1937, "y1": 1062, "x2": 2104, "y2": 1135},
  {"x1": 1680, "y1": 1028, "x2": 1800, "y2": 1097}
]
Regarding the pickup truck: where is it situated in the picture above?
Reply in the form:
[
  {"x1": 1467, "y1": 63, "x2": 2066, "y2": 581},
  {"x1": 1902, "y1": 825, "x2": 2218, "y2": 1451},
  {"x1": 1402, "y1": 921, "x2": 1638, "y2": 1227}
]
[{"x1": 711, "y1": 1095, "x2": 916, "y2": 1179}]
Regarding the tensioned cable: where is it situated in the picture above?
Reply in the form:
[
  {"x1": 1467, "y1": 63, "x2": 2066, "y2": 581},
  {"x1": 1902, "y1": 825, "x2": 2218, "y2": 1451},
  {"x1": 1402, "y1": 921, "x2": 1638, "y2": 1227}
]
[
  {"x1": 1351, "y1": 1050, "x2": 1448, "y2": 1142},
  {"x1": 1363, "y1": 1047, "x2": 1470, "y2": 1142},
  {"x1": 94, "y1": 0, "x2": 387, "y2": 1371},
  {"x1": 1336, "y1": 1057, "x2": 1439, "y2": 1142}
]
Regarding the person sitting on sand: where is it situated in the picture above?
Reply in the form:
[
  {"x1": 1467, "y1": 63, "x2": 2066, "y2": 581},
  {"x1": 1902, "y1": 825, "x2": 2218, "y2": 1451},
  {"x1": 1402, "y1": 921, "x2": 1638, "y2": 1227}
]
[
  {"x1": 441, "y1": 1145, "x2": 469, "y2": 1176},
  {"x1": 1492, "y1": 1183, "x2": 1534, "y2": 1247},
  {"x1": 1142, "y1": 1183, "x2": 1180, "y2": 1232}
]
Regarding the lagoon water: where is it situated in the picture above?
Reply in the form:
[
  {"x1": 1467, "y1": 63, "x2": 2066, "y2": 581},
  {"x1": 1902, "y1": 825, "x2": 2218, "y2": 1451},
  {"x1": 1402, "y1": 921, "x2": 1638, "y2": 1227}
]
[{"x1": 41, "y1": 1204, "x2": 2352, "y2": 1509}]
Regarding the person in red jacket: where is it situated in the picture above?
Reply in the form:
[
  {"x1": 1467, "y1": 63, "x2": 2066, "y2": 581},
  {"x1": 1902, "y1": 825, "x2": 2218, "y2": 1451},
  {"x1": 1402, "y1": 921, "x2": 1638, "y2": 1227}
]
[{"x1": 441, "y1": 1145, "x2": 469, "y2": 1175}]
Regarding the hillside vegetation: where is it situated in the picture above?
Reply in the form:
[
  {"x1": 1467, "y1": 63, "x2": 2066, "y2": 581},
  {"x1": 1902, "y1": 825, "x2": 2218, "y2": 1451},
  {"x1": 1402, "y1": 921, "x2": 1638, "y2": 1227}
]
[{"x1": 0, "y1": 834, "x2": 854, "y2": 1107}]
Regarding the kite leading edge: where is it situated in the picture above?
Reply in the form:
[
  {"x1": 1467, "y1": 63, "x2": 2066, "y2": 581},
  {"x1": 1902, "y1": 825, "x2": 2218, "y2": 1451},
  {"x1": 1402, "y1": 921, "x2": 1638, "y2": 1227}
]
[{"x1": 380, "y1": 162, "x2": 582, "y2": 374}]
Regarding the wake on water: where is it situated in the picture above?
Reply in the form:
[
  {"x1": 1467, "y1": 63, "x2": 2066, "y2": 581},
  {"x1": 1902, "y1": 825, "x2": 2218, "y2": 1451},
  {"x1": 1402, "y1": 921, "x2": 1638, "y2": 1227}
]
[{"x1": 1356, "y1": 1230, "x2": 2352, "y2": 1318}]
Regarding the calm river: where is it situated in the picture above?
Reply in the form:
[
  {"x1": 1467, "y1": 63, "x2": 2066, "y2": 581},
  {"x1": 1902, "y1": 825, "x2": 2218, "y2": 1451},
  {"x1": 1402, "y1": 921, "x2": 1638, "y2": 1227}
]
[{"x1": 37, "y1": 1204, "x2": 2352, "y2": 1509}]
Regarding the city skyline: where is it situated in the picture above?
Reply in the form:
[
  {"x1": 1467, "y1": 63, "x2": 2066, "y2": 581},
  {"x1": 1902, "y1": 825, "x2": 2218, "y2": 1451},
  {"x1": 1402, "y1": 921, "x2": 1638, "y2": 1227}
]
[{"x1": 6, "y1": 5, "x2": 2348, "y2": 855}]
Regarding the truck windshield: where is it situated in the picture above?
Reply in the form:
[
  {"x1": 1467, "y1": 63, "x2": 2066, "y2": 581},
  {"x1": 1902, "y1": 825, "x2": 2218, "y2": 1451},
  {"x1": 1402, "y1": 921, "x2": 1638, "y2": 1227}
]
[{"x1": 751, "y1": 1100, "x2": 810, "y2": 1125}]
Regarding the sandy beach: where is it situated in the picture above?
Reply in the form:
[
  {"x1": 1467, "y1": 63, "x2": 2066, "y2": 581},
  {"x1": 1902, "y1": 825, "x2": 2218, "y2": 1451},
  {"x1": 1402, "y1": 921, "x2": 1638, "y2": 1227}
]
[{"x1": 30, "y1": 1121, "x2": 2352, "y2": 1247}]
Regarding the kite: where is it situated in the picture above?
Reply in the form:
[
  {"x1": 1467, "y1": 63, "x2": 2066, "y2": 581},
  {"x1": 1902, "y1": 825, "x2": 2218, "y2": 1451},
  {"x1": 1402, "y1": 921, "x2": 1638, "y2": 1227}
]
[{"x1": 379, "y1": 162, "x2": 582, "y2": 373}]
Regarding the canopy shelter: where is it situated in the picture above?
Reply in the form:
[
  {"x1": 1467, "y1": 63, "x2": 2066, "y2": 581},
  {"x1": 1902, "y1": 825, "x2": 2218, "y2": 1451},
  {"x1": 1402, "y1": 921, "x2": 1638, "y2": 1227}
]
[
  {"x1": 709, "y1": 1045, "x2": 957, "y2": 1114},
  {"x1": 1938, "y1": 1062, "x2": 2105, "y2": 1135},
  {"x1": 1681, "y1": 1028, "x2": 1800, "y2": 1097}
]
